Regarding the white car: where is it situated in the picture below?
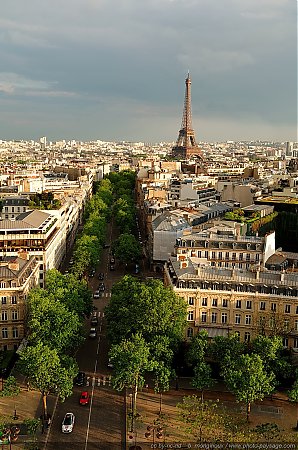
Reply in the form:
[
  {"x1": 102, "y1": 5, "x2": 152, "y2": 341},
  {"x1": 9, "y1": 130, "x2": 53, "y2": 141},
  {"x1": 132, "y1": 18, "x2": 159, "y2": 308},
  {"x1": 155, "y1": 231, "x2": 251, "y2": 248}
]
[
  {"x1": 62, "y1": 412, "x2": 75, "y2": 433},
  {"x1": 93, "y1": 290, "x2": 100, "y2": 299},
  {"x1": 89, "y1": 327, "x2": 97, "y2": 339}
]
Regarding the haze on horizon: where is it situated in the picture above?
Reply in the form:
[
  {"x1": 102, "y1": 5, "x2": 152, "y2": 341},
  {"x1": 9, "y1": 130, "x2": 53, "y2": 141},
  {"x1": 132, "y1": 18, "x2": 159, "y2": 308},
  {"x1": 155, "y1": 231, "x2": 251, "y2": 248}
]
[{"x1": 0, "y1": 0, "x2": 296, "y2": 143}]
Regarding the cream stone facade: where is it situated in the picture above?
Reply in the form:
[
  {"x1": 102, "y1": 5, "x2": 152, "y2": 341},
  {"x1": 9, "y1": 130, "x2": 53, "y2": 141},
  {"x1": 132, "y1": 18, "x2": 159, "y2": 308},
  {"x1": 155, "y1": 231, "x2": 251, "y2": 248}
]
[{"x1": 0, "y1": 253, "x2": 39, "y2": 351}]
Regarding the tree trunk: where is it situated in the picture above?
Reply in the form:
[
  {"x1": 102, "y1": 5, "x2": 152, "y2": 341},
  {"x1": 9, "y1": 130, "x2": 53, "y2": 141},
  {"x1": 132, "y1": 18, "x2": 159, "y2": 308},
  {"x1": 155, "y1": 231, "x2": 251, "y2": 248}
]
[
  {"x1": 133, "y1": 383, "x2": 138, "y2": 417},
  {"x1": 246, "y1": 401, "x2": 251, "y2": 422},
  {"x1": 159, "y1": 392, "x2": 162, "y2": 415},
  {"x1": 42, "y1": 392, "x2": 48, "y2": 420},
  {"x1": 201, "y1": 390, "x2": 204, "y2": 403}
]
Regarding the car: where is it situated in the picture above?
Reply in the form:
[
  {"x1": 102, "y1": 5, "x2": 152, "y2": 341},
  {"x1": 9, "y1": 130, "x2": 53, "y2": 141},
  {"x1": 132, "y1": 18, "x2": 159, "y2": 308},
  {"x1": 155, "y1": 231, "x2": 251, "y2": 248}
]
[
  {"x1": 91, "y1": 316, "x2": 98, "y2": 326},
  {"x1": 110, "y1": 257, "x2": 115, "y2": 264},
  {"x1": 69, "y1": 259, "x2": 74, "y2": 266},
  {"x1": 74, "y1": 371, "x2": 86, "y2": 387},
  {"x1": 109, "y1": 264, "x2": 115, "y2": 271},
  {"x1": 62, "y1": 413, "x2": 75, "y2": 433},
  {"x1": 98, "y1": 282, "x2": 105, "y2": 291},
  {"x1": 89, "y1": 268, "x2": 96, "y2": 277},
  {"x1": 108, "y1": 358, "x2": 114, "y2": 369},
  {"x1": 93, "y1": 290, "x2": 100, "y2": 299},
  {"x1": 79, "y1": 391, "x2": 90, "y2": 406},
  {"x1": 92, "y1": 305, "x2": 98, "y2": 311},
  {"x1": 103, "y1": 243, "x2": 110, "y2": 249},
  {"x1": 98, "y1": 272, "x2": 104, "y2": 280},
  {"x1": 89, "y1": 327, "x2": 97, "y2": 339}
]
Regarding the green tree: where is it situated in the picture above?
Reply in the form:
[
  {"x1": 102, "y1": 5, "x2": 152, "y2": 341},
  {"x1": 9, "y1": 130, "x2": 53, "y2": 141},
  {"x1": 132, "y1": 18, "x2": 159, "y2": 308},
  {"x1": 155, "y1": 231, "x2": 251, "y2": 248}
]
[
  {"x1": 114, "y1": 233, "x2": 142, "y2": 264},
  {"x1": 210, "y1": 334, "x2": 246, "y2": 369},
  {"x1": 192, "y1": 362, "x2": 214, "y2": 403},
  {"x1": 17, "y1": 343, "x2": 78, "y2": 418},
  {"x1": 110, "y1": 333, "x2": 154, "y2": 417},
  {"x1": 0, "y1": 376, "x2": 20, "y2": 397},
  {"x1": 27, "y1": 290, "x2": 83, "y2": 352},
  {"x1": 105, "y1": 275, "x2": 187, "y2": 348},
  {"x1": 288, "y1": 369, "x2": 298, "y2": 430},
  {"x1": 177, "y1": 395, "x2": 225, "y2": 443},
  {"x1": 45, "y1": 270, "x2": 92, "y2": 317},
  {"x1": 222, "y1": 354, "x2": 275, "y2": 422}
]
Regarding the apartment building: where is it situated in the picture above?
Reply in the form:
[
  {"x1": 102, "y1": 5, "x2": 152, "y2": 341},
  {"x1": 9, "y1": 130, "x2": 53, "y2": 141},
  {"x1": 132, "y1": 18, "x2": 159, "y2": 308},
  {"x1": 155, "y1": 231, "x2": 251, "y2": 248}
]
[
  {"x1": 0, "y1": 209, "x2": 65, "y2": 288},
  {"x1": 164, "y1": 255, "x2": 298, "y2": 350},
  {"x1": 0, "y1": 196, "x2": 29, "y2": 220},
  {"x1": 0, "y1": 252, "x2": 39, "y2": 351},
  {"x1": 175, "y1": 225, "x2": 276, "y2": 270}
]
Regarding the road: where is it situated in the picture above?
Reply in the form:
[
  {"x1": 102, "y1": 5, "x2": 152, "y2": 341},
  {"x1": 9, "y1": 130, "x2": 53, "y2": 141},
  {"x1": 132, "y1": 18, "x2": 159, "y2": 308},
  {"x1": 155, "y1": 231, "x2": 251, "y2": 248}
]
[{"x1": 44, "y1": 221, "x2": 126, "y2": 450}]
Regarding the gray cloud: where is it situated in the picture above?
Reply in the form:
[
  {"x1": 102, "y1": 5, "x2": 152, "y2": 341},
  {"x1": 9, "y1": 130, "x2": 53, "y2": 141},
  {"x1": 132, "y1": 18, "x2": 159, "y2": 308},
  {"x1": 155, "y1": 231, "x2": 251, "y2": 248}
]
[{"x1": 0, "y1": 0, "x2": 296, "y2": 142}]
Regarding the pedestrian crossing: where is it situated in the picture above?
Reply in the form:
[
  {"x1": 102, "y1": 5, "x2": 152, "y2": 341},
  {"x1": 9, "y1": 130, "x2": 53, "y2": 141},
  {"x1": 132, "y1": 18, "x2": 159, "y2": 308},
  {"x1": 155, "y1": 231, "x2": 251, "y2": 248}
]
[{"x1": 86, "y1": 375, "x2": 112, "y2": 388}]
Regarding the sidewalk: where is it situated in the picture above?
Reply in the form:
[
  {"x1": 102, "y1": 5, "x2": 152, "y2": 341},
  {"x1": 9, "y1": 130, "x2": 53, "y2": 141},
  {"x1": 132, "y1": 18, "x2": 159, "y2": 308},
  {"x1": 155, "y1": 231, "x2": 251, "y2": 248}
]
[
  {"x1": 0, "y1": 375, "x2": 57, "y2": 448},
  {"x1": 126, "y1": 383, "x2": 298, "y2": 449}
]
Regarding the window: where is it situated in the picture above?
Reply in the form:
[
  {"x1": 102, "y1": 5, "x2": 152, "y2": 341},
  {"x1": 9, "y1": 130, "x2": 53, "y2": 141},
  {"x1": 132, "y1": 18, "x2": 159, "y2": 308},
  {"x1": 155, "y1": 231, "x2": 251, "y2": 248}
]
[
  {"x1": 235, "y1": 314, "x2": 241, "y2": 324},
  {"x1": 11, "y1": 296, "x2": 17, "y2": 304},
  {"x1": 246, "y1": 254, "x2": 251, "y2": 261},
  {"x1": 294, "y1": 337, "x2": 298, "y2": 349},
  {"x1": 212, "y1": 298, "x2": 218, "y2": 307},
  {"x1": 0, "y1": 282, "x2": 5, "y2": 288},
  {"x1": 234, "y1": 331, "x2": 240, "y2": 340},
  {"x1": 201, "y1": 312, "x2": 207, "y2": 323},
  {"x1": 2, "y1": 328, "x2": 8, "y2": 339},
  {"x1": 188, "y1": 297, "x2": 194, "y2": 305},
  {"x1": 246, "y1": 300, "x2": 252, "y2": 310},
  {"x1": 211, "y1": 312, "x2": 217, "y2": 323},
  {"x1": 296, "y1": 306, "x2": 298, "y2": 315},
  {"x1": 284, "y1": 319, "x2": 289, "y2": 331},
  {"x1": 218, "y1": 252, "x2": 222, "y2": 259},
  {"x1": 222, "y1": 299, "x2": 228, "y2": 307},
  {"x1": 225, "y1": 252, "x2": 229, "y2": 260},
  {"x1": 1, "y1": 311, "x2": 8, "y2": 321},
  {"x1": 204, "y1": 251, "x2": 208, "y2": 258},
  {"x1": 12, "y1": 311, "x2": 18, "y2": 321},
  {"x1": 202, "y1": 298, "x2": 207, "y2": 307},
  {"x1": 221, "y1": 313, "x2": 227, "y2": 324},
  {"x1": 1, "y1": 297, "x2": 7, "y2": 305},
  {"x1": 187, "y1": 328, "x2": 194, "y2": 338},
  {"x1": 244, "y1": 332, "x2": 250, "y2": 343},
  {"x1": 271, "y1": 303, "x2": 277, "y2": 312},
  {"x1": 285, "y1": 304, "x2": 291, "y2": 314},
  {"x1": 245, "y1": 315, "x2": 252, "y2": 325},
  {"x1": 12, "y1": 327, "x2": 18, "y2": 339},
  {"x1": 232, "y1": 252, "x2": 236, "y2": 260},
  {"x1": 239, "y1": 253, "x2": 243, "y2": 261},
  {"x1": 295, "y1": 320, "x2": 298, "y2": 331},
  {"x1": 187, "y1": 311, "x2": 194, "y2": 321},
  {"x1": 260, "y1": 301, "x2": 266, "y2": 311},
  {"x1": 256, "y1": 253, "x2": 260, "y2": 261},
  {"x1": 236, "y1": 300, "x2": 241, "y2": 309},
  {"x1": 211, "y1": 251, "x2": 216, "y2": 259},
  {"x1": 283, "y1": 337, "x2": 289, "y2": 348}
]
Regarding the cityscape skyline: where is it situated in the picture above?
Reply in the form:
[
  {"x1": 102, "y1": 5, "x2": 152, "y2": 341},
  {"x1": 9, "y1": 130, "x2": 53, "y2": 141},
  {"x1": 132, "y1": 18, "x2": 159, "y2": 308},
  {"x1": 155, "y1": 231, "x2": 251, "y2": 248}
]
[{"x1": 0, "y1": 0, "x2": 296, "y2": 142}]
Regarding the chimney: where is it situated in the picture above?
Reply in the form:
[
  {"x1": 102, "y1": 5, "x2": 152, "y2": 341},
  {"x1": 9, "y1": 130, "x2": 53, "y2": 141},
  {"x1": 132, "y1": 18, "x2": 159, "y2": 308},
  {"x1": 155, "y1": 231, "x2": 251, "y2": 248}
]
[
  {"x1": 8, "y1": 259, "x2": 19, "y2": 271},
  {"x1": 18, "y1": 250, "x2": 29, "y2": 261}
]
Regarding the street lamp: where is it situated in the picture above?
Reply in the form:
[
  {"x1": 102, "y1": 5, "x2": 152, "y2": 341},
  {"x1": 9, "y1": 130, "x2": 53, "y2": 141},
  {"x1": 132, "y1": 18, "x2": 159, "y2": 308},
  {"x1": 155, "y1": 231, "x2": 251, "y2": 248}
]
[{"x1": 145, "y1": 424, "x2": 163, "y2": 446}]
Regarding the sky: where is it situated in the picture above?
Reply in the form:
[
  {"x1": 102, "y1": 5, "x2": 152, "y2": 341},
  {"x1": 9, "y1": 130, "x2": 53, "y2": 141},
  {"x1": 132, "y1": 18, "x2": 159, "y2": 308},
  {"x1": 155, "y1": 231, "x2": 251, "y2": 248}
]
[{"x1": 0, "y1": 0, "x2": 297, "y2": 143}]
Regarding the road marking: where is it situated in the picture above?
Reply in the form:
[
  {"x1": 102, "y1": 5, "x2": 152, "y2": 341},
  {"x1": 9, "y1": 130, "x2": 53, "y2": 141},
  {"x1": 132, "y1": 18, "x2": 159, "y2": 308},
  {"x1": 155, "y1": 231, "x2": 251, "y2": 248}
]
[
  {"x1": 92, "y1": 377, "x2": 95, "y2": 387},
  {"x1": 84, "y1": 332, "x2": 101, "y2": 450},
  {"x1": 98, "y1": 311, "x2": 101, "y2": 318},
  {"x1": 86, "y1": 377, "x2": 90, "y2": 387},
  {"x1": 102, "y1": 312, "x2": 105, "y2": 318},
  {"x1": 99, "y1": 326, "x2": 102, "y2": 332},
  {"x1": 42, "y1": 393, "x2": 59, "y2": 450}
]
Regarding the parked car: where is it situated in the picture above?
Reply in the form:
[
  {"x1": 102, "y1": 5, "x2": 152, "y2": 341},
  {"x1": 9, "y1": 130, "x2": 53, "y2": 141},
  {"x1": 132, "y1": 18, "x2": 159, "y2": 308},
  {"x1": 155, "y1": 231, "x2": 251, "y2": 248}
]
[
  {"x1": 98, "y1": 283, "x2": 105, "y2": 291},
  {"x1": 98, "y1": 272, "x2": 104, "y2": 280},
  {"x1": 109, "y1": 264, "x2": 115, "y2": 271},
  {"x1": 74, "y1": 371, "x2": 86, "y2": 387},
  {"x1": 110, "y1": 257, "x2": 115, "y2": 264},
  {"x1": 93, "y1": 290, "x2": 100, "y2": 299},
  {"x1": 89, "y1": 327, "x2": 97, "y2": 339},
  {"x1": 62, "y1": 413, "x2": 75, "y2": 433},
  {"x1": 103, "y1": 243, "x2": 110, "y2": 249},
  {"x1": 79, "y1": 391, "x2": 90, "y2": 406},
  {"x1": 89, "y1": 268, "x2": 96, "y2": 277},
  {"x1": 91, "y1": 316, "x2": 98, "y2": 326}
]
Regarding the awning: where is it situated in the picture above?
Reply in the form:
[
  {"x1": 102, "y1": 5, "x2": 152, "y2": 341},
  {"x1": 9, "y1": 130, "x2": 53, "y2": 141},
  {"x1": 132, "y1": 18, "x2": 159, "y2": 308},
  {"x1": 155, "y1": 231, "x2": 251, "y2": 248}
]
[
  {"x1": 16, "y1": 338, "x2": 28, "y2": 355},
  {"x1": 199, "y1": 327, "x2": 229, "y2": 337}
]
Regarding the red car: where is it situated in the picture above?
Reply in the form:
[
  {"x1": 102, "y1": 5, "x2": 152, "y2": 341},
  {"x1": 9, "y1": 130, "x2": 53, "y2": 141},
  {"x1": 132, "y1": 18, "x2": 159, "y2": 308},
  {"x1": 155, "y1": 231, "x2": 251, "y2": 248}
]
[{"x1": 79, "y1": 391, "x2": 90, "y2": 406}]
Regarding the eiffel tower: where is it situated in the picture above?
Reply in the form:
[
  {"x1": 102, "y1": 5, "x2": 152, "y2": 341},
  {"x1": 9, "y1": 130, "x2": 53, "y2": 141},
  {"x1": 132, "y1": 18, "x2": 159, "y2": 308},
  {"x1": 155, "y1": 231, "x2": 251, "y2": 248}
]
[{"x1": 172, "y1": 73, "x2": 203, "y2": 160}]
